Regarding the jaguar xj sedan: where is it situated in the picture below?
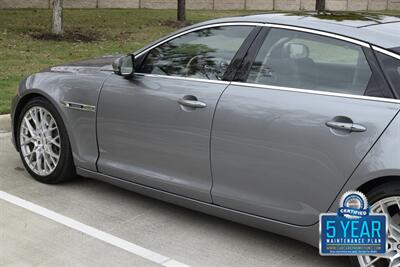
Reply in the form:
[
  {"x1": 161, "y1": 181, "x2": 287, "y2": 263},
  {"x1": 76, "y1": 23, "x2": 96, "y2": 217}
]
[{"x1": 11, "y1": 13, "x2": 400, "y2": 266}]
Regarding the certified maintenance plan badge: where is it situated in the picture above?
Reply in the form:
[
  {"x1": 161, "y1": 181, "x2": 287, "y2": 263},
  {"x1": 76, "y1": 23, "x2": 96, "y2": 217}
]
[{"x1": 320, "y1": 191, "x2": 388, "y2": 255}]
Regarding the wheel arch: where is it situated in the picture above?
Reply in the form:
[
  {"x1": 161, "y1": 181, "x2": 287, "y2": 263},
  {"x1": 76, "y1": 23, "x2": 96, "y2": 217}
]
[
  {"x1": 15, "y1": 92, "x2": 77, "y2": 183},
  {"x1": 13, "y1": 90, "x2": 71, "y2": 153},
  {"x1": 357, "y1": 176, "x2": 400, "y2": 196}
]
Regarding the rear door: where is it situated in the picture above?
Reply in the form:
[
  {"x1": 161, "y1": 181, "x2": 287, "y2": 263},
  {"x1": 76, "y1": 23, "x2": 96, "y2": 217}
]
[{"x1": 210, "y1": 27, "x2": 400, "y2": 225}]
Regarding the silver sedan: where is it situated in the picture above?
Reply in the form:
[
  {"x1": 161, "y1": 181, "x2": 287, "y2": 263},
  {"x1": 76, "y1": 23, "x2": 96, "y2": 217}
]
[{"x1": 11, "y1": 13, "x2": 400, "y2": 267}]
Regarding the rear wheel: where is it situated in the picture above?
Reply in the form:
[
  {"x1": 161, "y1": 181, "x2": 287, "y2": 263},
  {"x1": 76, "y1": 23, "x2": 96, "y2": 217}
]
[
  {"x1": 350, "y1": 182, "x2": 400, "y2": 267},
  {"x1": 17, "y1": 97, "x2": 75, "y2": 184}
]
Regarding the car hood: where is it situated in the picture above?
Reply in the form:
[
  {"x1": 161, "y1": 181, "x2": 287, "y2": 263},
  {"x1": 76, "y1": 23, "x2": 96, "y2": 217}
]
[{"x1": 45, "y1": 55, "x2": 122, "y2": 74}]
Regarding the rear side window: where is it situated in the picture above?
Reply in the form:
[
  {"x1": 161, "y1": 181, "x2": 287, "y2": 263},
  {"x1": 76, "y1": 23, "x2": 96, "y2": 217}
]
[
  {"x1": 246, "y1": 28, "x2": 372, "y2": 96},
  {"x1": 139, "y1": 26, "x2": 253, "y2": 81},
  {"x1": 376, "y1": 52, "x2": 400, "y2": 97}
]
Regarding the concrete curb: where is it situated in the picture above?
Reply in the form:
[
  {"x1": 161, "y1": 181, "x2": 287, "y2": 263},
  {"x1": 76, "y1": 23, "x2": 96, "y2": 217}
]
[{"x1": 0, "y1": 114, "x2": 11, "y2": 133}]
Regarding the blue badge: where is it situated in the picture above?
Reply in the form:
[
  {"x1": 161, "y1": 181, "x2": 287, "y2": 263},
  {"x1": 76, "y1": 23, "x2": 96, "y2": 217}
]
[{"x1": 320, "y1": 191, "x2": 387, "y2": 255}]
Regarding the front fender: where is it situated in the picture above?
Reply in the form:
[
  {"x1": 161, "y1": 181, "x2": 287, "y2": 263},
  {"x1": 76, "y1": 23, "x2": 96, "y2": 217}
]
[{"x1": 14, "y1": 70, "x2": 111, "y2": 171}]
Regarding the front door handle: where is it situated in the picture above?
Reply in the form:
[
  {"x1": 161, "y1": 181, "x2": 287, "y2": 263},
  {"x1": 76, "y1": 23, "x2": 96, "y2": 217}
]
[
  {"x1": 178, "y1": 97, "x2": 207, "y2": 109},
  {"x1": 326, "y1": 121, "x2": 367, "y2": 133}
]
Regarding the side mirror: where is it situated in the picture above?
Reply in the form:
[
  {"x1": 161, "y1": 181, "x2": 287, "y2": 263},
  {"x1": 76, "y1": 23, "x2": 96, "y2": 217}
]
[{"x1": 113, "y1": 54, "x2": 135, "y2": 77}]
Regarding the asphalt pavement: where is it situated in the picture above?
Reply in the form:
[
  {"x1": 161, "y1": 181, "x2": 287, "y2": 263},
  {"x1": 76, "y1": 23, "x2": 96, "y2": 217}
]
[{"x1": 0, "y1": 125, "x2": 350, "y2": 267}]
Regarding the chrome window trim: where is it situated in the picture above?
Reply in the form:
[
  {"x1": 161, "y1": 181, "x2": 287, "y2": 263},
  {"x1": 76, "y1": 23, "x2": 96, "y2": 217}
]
[
  {"x1": 135, "y1": 22, "x2": 264, "y2": 58},
  {"x1": 135, "y1": 22, "x2": 370, "y2": 60},
  {"x1": 132, "y1": 75, "x2": 400, "y2": 104},
  {"x1": 263, "y1": 23, "x2": 370, "y2": 47},
  {"x1": 372, "y1": 46, "x2": 400, "y2": 61},
  {"x1": 230, "y1": 81, "x2": 400, "y2": 104},
  {"x1": 134, "y1": 21, "x2": 400, "y2": 103},
  {"x1": 134, "y1": 73, "x2": 230, "y2": 85},
  {"x1": 135, "y1": 22, "x2": 371, "y2": 81}
]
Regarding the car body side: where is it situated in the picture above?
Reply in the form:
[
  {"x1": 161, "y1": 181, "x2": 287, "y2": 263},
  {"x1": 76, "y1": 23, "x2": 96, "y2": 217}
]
[
  {"x1": 10, "y1": 16, "x2": 400, "y2": 247},
  {"x1": 11, "y1": 59, "x2": 117, "y2": 171}
]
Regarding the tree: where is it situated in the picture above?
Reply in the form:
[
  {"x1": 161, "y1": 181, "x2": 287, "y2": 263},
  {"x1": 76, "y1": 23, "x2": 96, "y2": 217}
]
[
  {"x1": 316, "y1": 0, "x2": 326, "y2": 14},
  {"x1": 52, "y1": 0, "x2": 63, "y2": 35},
  {"x1": 177, "y1": 0, "x2": 186, "y2": 22}
]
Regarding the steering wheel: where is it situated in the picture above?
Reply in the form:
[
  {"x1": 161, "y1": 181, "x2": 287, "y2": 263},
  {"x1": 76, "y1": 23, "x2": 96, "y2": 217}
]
[
  {"x1": 185, "y1": 56, "x2": 229, "y2": 80},
  {"x1": 184, "y1": 56, "x2": 200, "y2": 77}
]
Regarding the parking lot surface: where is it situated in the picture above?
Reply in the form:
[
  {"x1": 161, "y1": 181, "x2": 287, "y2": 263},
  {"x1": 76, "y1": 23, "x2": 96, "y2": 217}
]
[{"x1": 0, "y1": 131, "x2": 350, "y2": 266}]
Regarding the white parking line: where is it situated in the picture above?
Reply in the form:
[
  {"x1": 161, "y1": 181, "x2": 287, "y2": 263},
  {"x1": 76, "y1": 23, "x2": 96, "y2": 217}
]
[{"x1": 0, "y1": 190, "x2": 190, "y2": 267}]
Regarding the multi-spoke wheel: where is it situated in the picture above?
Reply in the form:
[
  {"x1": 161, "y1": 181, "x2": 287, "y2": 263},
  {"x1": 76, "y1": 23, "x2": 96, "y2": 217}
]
[
  {"x1": 17, "y1": 97, "x2": 75, "y2": 183},
  {"x1": 20, "y1": 106, "x2": 60, "y2": 176},
  {"x1": 351, "y1": 183, "x2": 400, "y2": 267}
]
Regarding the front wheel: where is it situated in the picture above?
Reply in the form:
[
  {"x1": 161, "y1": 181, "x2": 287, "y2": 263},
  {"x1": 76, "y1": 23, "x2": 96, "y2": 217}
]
[
  {"x1": 350, "y1": 182, "x2": 400, "y2": 267},
  {"x1": 17, "y1": 97, "x2": 75, "y2": 184}
]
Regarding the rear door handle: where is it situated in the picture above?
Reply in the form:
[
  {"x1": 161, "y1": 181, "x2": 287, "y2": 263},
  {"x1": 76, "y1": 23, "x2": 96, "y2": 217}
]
[
  {"x1": 326, "y1": 121, "x2": 367, "y2": 132},
  {"x1": 178, "y1": 98, "x2": 207, "y2": 109}
]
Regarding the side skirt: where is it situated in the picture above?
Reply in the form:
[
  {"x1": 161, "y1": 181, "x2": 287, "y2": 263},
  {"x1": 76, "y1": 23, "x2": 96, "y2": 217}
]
[{"x1": 76, "y1": 167, "x2": 319, "y2": 247}]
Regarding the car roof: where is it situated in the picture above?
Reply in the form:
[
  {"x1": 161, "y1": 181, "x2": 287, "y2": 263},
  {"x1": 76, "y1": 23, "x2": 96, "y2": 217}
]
[{"x1": 195, "y1": 13, "x2": 400, "y2": 50}]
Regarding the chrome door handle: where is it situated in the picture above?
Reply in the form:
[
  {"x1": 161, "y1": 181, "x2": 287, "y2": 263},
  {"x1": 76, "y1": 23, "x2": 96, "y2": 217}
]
[
  {"x1": 326, "y1": 121, "x2": 367, "y2": 132},
  {"x1": 178, "y1": 98, "x2": 207, "y2": 108}
]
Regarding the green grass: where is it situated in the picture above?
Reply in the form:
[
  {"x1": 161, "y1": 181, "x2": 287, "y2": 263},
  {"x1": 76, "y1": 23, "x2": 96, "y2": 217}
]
[
  {"x1": 1, "y1": 9, "x2": 400, "y2": 114},
  {"x1": 0, "y1": 8, "x2": 257, "y2": 114}
]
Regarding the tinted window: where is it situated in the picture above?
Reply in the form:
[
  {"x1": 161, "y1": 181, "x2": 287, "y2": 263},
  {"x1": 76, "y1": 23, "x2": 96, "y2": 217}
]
[
  {"x1": 139, "y1": 26, "x2": 253, "y2": 80},
  {"x1": 376, "y1": 52, "x2": 400, "y2": 97},
  {"x1": 247, "y1": 29, "x2": 372, "y2": 95},
  {"x1": 393, "y1": 47, "x2": 400, "y2": 54}
]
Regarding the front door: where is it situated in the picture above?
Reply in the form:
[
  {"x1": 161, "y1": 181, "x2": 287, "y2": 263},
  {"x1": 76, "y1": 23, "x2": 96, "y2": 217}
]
[
  {"x1": 97, "y1": 25, "x2": 255, "y2": 202},
  {"x1": 210, "y1": 27, "x2": 400, "y2": 225}
]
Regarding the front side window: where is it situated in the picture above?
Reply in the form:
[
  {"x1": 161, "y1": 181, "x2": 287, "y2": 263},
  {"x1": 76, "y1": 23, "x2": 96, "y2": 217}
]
[
  {"x1": 139, "y1": 26, "x2": 253, "y2": 81},
  {"x1": 246, "y1": 29, "x2": 372, "y2": 95}
]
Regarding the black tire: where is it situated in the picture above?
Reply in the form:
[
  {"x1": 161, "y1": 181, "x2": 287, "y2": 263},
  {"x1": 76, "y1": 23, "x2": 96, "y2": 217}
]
[
  {"x1": 17, "y1": 97, "x2": 76, "y2": 184},
  {"x1": 349, "y1": 182, "x2": 400, "y2": 267}
]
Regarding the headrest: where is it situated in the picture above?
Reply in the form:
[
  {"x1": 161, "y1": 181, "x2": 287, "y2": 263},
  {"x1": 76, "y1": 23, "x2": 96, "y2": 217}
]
[{"x1": 282, "y1": 42, "x2": 310, "y2": 60}]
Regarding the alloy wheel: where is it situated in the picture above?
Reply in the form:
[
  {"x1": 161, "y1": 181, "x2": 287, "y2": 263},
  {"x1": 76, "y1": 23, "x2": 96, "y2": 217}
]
[
  {"x1": 357, "y1": 197, "x2": 400, "y2": 267},
  {"x1": 19, "y1": 106, "x2": 61, "y2": 176}
]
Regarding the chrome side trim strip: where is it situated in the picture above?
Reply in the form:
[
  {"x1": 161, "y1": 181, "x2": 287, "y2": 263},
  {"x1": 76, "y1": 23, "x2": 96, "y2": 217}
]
[
  {"x1": 134, "y1": 73, "x2": 230, "y2": 85},
  {"x1": 135, "y1": 22, "x2": 371, "y2": 60},
  {"x1": 372, "y1": 46, "x2": 400, "y2": 61},
  {"x1": 132, "y1": 21, "x2": 399, "y2": 103},
  {"x1": 134, "y1": 22, "x2": 371, "y2": 85},
  {"x1": 135, "y1": 22, "x2": 264, "y2": 58},
  {"x1": 263, "y1": 23, "x2": 370, "y2": 48},
  {"x1": 132, "y1": 74, "x2": 400, "y2": 104},
  {"x1": 61, "y1": 101, "x2": 96, "y2": 112},
  {"x1": 230, "y1": 82, "x2": 400, "y2": 104}
]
